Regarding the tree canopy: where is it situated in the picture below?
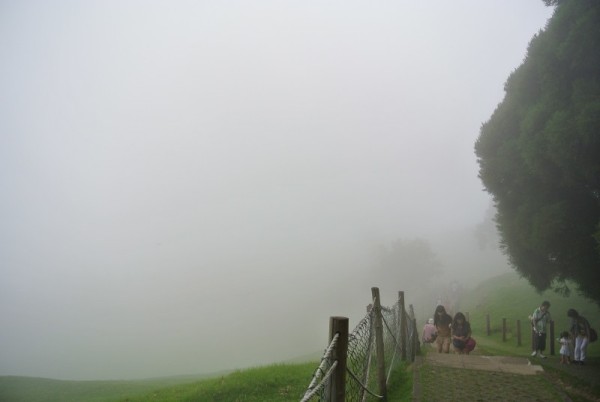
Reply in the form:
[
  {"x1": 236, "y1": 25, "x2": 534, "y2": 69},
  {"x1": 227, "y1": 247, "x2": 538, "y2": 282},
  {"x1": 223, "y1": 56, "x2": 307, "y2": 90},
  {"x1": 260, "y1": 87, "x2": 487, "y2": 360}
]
[{"x1": 475, "y1": 0, "x2": 600, "y2": 304}]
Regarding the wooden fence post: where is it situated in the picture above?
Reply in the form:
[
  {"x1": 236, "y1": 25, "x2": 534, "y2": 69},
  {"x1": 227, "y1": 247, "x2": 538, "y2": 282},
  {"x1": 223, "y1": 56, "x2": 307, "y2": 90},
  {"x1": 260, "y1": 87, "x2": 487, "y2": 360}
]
[
  {"x1": 412, "y1": 316, "x2": 418, "y2": 360},
  {"x1": 502, "y1": 318, "x2": 507, "y2": 342},
  {"x1": 517, "y1": 320, "x2": 522, "y2": 346},
  {"x1": 486, "y1": 314, "x2": 491, "y2": 336},
  {"x1": 550, "y1": 320, "x2": 555, "y2": 356},
  {"x1": 409, "y1": 304, "x2": 419, "y2": 359},
  {"x1": 371, "y1": 287, "x2": 387, "y2": 401},
  {"x1": 531, "y1": 321, "x2": 536, "y2": 352},
  {"x1": 328, "y1": 317, "x2": 348, "y2": 402},
  {"x1": 399, "y1": 291, "x2": 407, "y2": 361}
]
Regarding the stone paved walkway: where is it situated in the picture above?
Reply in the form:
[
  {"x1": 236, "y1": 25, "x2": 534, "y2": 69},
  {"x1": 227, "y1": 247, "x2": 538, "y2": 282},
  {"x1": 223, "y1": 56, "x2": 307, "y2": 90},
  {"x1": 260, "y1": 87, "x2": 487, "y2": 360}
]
[
  {"x1": 412, "y1": 353, "x2": 571, "y2": 401},
  {"x1": 421, "y1": 353, "x2": 544, "y2": 375}
]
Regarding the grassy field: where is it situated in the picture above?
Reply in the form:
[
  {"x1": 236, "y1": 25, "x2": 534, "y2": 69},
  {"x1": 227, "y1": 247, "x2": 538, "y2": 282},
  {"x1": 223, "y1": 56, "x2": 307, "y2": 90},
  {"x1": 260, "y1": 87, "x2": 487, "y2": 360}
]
[
  {"x1": 0, "y1": 363, "x2": 315, "y2": 402},
  {"x1": 0, "y1": 373, "x2": 230, "y2": 402},
  {"x1": 114, "y1": 363, "x2": 318, "y2": 402},
  {"x1": 459, "y1": 272, "x2": 599, "y2": 357},
  {"x1": 2, "y1": 271, "x2": 598, "y2": 402}
]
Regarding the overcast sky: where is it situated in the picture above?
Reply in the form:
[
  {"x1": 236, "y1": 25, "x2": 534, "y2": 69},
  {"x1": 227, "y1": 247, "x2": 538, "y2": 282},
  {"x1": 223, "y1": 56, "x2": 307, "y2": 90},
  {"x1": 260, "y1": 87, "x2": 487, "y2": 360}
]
[{"x1": 0, "y1": 1, "x2": 553, "y2": 380}]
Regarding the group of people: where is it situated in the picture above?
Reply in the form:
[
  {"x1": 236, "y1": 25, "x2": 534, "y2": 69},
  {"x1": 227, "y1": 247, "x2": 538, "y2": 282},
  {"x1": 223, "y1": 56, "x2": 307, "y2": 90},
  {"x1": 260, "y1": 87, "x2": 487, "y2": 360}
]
[
  {"x1": 530, "y1": 301, "x2": 593, "y2": 365},
  {"x1": 421, "y1": 300, "x2": 593, "y2": 363},
  {"x1": 422, "y1": 305, "x2": 475, "y2": 354}
]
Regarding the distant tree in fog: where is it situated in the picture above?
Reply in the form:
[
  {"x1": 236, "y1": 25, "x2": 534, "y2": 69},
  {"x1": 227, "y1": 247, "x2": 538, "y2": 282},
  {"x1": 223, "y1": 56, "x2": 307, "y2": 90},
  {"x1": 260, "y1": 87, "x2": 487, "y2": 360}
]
[
  {"x1": 474, "y1": 205, "x2": 500, "y2": 251},
  {"x1": 475, "y1": 0, "x2": 600, "y2": 304},
  {"x1": 375, "y1": 238, "x2": 441, "y2": 287}
]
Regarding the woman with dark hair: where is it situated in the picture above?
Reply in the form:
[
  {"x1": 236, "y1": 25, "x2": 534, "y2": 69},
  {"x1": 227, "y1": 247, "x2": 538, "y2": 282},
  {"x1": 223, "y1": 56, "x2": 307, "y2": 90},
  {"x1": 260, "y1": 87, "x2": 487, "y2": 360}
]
[
  {"x1": 451, "y1": 312, "x2": 472, "y2": 354},
  {"x1": 567, "y1": 308, "x2": 591, "y2": 365},
  {"x1": 433, "y1": 305, "x2": 452, "y2": 353}
]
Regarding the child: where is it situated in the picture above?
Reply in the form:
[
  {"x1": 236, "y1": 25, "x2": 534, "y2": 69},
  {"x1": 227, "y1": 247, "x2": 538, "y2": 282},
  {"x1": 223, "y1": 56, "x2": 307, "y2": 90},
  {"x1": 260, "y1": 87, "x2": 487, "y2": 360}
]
[
  {"x1": 557, "y1": 331, "x2": 572, "y2": 364},
  {"x1": 422, "y1": 318, "x2": 437, "y2": 344}
]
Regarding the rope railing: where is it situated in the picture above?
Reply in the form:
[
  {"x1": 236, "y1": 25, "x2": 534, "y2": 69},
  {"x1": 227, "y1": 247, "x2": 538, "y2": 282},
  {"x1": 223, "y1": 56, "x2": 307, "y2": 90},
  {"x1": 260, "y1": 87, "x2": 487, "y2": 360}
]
[
  {"x1": 300, "y1": 288, "x2": 420, "y2": 402},
  {"x1": 300, "y1": 361, "x2": 338, "y2": 402},
  {"x1": 300, "y1": 333, "x2": 341, "y2": 402}
]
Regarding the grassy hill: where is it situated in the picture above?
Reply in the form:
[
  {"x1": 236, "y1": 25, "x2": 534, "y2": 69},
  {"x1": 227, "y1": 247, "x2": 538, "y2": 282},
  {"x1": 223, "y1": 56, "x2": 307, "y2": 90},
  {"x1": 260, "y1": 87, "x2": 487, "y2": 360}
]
[
  {"x1": 459, "y1": 271, "x2": 599, "y2": 356},
  {"x1": 0, "y1": 363, "x2": 316, "y2": 402},
  {"x1": 2, "y1": 271, "x2": 598, "y2": 402},
  {"x1": 0, "y1": 373, "x2": 225, "y2": 402}
]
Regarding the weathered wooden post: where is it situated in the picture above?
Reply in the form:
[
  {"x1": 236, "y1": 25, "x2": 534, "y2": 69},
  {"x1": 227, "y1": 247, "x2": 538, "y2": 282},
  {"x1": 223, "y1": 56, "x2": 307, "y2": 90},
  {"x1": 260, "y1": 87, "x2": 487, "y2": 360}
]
[
  {"x1": 550, "y1": 320, "x2": 555, "y2": 356},
  {"x1": 409, "y1": 304, "x2": 419, "y2": 359},
  {"x1": 399, "y1": 291, "x2": 407, "y2": 361},
  {"x1": 486, "y1": 314, "x2": 491, "y2": 335},
  {"x1": 517, "y1": 319, "x2": 522, "y2": 346},
  {"x1": 531, "y1": 321, "x2": 536, "y2": 352},
  {"x1": 371, "y1": 287, "x2": 387, "y2": 401},
  {"x1": 502, "y1": 318, "x2": 507, "y2": 342},
  {"x1": 412, "y1": 316, "x2": 418, "y2": 360},
  {"x1": 328, "y1": 316, "x2": 348, "y2": 402}
]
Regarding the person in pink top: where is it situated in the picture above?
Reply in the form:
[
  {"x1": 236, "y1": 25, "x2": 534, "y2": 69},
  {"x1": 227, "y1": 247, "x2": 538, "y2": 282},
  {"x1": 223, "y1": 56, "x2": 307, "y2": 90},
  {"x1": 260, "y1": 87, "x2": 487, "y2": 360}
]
[{"x1": 422, "y1": 318, "x2": 437, "y2": 344}]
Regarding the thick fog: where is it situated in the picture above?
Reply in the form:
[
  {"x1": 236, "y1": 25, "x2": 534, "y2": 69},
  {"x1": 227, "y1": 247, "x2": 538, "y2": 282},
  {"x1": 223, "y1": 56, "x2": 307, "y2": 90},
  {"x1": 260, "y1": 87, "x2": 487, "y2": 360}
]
[{"x1": 0, "y1": 1, "x2": 553, "y2": 380}]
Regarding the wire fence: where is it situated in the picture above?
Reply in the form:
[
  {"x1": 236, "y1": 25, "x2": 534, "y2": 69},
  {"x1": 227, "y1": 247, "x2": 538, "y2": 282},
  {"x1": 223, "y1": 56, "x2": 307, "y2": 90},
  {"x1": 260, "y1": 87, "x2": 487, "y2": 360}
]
[{"x1": 300, "y1": 288, "x2": 419, "y2": 402}]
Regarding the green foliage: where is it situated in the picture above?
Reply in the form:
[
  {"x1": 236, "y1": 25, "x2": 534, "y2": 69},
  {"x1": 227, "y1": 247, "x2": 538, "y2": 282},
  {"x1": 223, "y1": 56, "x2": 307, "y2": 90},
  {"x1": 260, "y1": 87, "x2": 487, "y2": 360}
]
[
  {"x1": 542, "y1": 0, "x2": 563, "y2": 7},
  {"x1": 475, "y1": 0, "x2": 600, "y2": 305}
]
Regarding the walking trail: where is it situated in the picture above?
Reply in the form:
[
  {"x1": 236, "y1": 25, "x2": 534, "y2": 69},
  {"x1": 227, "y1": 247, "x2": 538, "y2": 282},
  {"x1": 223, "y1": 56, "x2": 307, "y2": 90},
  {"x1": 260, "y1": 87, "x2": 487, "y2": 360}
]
[{"x1": 411, "y1": 351, "x2": 593, "y2": 402}]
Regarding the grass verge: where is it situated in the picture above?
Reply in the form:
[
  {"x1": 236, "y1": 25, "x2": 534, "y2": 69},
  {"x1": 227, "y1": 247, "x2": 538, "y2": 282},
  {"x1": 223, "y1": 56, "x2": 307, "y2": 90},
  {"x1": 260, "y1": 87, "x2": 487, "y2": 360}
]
[{"x1": 116, "y1": 362, "x2": 316, "y2": 402}]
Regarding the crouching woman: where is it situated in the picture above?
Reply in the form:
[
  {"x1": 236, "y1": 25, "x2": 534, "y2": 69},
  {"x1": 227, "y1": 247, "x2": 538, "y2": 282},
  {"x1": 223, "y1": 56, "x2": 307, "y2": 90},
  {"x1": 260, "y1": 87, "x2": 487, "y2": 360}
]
[{"x1": 452, "y1": 312, "x2": 474, "y2": 354}]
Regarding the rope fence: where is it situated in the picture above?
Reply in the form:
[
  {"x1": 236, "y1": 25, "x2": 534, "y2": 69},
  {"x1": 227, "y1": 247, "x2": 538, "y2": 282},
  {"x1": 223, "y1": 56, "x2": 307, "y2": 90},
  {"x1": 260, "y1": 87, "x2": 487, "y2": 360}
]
[{"x1": 300, "y1": 288, "x2": 420, "y2": 402}]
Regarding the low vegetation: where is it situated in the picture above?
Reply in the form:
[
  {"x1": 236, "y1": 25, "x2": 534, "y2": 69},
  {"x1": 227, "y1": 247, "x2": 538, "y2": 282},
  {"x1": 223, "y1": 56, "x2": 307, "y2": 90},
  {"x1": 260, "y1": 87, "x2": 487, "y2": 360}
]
[{"x1": 0, "y1": 363, "x2": 317, "y2": 402}]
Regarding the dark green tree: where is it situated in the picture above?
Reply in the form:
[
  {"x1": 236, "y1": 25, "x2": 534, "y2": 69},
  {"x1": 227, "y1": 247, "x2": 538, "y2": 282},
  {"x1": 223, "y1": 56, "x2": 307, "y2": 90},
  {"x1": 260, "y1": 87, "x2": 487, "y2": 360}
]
[{"x1": 475, "y1": 0, "x2": 600, "y2": 304}]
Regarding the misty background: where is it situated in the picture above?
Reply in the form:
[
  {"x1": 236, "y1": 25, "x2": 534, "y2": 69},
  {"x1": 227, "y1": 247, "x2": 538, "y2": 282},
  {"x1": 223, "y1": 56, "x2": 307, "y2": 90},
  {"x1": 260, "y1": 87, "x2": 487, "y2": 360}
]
[{"x1": 1, "y1": 1, "x2": 552, "y2": 380}]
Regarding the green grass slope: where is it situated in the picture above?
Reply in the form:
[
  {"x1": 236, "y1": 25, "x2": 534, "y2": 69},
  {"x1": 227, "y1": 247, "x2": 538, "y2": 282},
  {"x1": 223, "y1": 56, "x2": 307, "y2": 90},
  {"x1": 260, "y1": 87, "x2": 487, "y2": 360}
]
[
  {"x1": 460, "y1": 271, "x2": 599, "y2": 356},
  {"x1": 115, "y1": 363, "x2": 316, "y2": 402},
  {"x1": 0, "y1": 363, "x2": 316, "y2": 402},
  {"x1": 0, "y1": 375, "x2": 217, "y2": 402}
]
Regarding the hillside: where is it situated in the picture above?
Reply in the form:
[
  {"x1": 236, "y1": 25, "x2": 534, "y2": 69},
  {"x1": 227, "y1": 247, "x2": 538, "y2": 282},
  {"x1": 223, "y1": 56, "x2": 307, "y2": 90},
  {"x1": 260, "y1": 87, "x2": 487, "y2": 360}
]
[
  {"x1": 454, "y1": 271, "x2": 599, "y2": 358},
  {"x1": 2, "y1": 271, "x2": 598, "y2": 402}
]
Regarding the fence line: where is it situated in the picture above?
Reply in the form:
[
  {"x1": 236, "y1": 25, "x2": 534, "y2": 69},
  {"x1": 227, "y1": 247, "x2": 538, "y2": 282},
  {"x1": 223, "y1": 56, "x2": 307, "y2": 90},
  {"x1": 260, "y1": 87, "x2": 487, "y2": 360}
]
[
  {"x1": 483, "y1": 313, "x2": 556, "y2": 356},
  {"x1": 300, "y1": 288, "x2": 419, "y2": 402}
]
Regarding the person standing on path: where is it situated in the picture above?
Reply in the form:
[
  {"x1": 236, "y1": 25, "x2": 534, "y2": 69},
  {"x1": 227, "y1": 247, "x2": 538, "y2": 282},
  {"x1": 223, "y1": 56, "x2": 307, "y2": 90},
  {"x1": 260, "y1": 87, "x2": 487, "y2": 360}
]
[
  {"x1": 529, "y1": 300, "x2": 552, "y2": 358},
  {"x1": 433, "y1": 305, "x2": 452, "y2": 353},
  {"x1": 567, "y1": 308, "x2": 591, "y2": 365}
]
